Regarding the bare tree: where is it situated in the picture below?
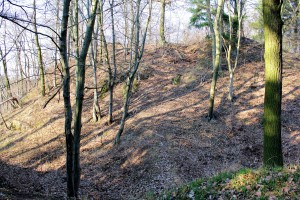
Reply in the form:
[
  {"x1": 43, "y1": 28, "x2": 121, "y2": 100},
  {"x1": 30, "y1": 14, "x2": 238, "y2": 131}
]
[
  {"x1": 208, "y1": 0, "x2": 225, "y2": 121},
  {"x1": 72, "y1": 0, "x2": 98, "y2": 196},
  {"x1": 33, "y1": 0, "x2": 46, "y2": 96},
  {"x1": 115, "y1": 0, "x2": 152, "y2": 144},
  {"x1": 223, "y1": 0, "x2": 244, "y2": 101}
]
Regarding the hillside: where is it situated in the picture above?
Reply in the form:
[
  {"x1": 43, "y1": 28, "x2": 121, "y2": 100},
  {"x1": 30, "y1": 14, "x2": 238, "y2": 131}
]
[{"x1": 0, "y1": 39, "x2": 299, "y2": 199}]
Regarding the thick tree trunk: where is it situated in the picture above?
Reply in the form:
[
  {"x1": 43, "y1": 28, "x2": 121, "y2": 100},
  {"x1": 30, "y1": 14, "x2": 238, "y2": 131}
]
[
  {"x1": 208, "y1": 0, "x2": 224, "y2": 121},
  {"x1": 263, "y1": 0, "x2": 283, "y2": 167}
]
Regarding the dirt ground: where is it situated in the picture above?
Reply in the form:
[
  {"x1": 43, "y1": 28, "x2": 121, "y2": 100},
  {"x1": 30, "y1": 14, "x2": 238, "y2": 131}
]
[{"x1": 0, "y1": 39, "x2": 299, "y2": 199}]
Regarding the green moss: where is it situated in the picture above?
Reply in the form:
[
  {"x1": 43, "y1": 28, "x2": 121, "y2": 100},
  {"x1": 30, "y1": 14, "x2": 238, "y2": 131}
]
[
  {"x1": 132, "y1": 78, "x2": 139, "y2": 93},
  {"x1": 172, "y1": 74, "x2": 182, "y2": 85},
  {"x1": 99, "y1": 80, "x2": 109, "y2": 99},
  {"x1": 158, "y1": 166, "x2": 300, "y2": 200}
]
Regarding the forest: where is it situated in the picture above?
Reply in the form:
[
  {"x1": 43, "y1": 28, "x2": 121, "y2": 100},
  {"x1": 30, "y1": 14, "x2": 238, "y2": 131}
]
[{"x1": 0, "y1": 0, "x2": 299, "y2": 199}]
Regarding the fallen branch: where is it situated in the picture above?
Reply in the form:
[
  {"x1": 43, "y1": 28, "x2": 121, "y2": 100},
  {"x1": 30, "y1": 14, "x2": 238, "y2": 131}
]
[
  {"x1": 0, "y1": 97, "x2": 21, "y2": 108},
  {"x1": 43, "y1": 83, "x2": 63, "y2": 109}
]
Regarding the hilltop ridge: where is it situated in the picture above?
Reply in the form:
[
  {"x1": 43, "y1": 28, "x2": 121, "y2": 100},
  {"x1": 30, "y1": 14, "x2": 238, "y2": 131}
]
[{"x1": 0, "y1": 39, "x2": 299, "y2": 199}]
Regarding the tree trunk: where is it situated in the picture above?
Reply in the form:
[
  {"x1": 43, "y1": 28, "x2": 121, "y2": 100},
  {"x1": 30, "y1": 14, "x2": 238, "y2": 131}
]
[
  {"x1": 33, "y1": 0, "x2": 46, "y2": 96},
  {"x1": 228, "y1": 71, "x2": 234, "y2": 101},
  {"x1": 206, "y1": 0, "x2": 215, "y2": 66},
  {"x1": 54, "y1": 0, "x2": 60, "y2": 88},
  {"x1": 107, "y1": 0, "x2": 117, "y2": 125},
  {"x1": 159, "y1": 0, "x2": 166, "y2": 46},
  {"x1": 15, "y1": 41, "x2": 24, "y2": 97},
  {"x1": 72, "y1": 0, "x2": 98, "y2": 196},
  {"x1": 0, "y1": 47, "x2": 12, "y2": 98},
  {"x1": 59, "y1": 0, "x2": 74, "y2": 197},
  {"x1": 99, "y1": 15, "x2": 112, "y2": 125},
  {"x1": 263, "y1": 0, "x2": 283, "y2": 167},
  {"x1": 91, "y1": 22, "x2": 101, "y2": 122},
  {"x1": 115, "y1": 0, "x2": 152, "y2": 144},
  {"x1": 208, "y1": 0, "x2": 224, "y2": 121},
  {"x1": 225, "y1": 0, "x2": 243, "y2": 101},
  {"x1": 115, "y1": 76, "x2": 133, "y2": 144}
]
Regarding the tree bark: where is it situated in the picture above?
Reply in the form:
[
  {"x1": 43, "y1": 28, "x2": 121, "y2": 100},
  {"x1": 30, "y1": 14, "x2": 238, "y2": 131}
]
[
  {"x1": 0, "y1": 47, "x2": 12, "y2": 98},
  {"x1": 115, "y1": 0, "x2": 152, "y2": 144},
  {"x1": 159, "y1": 0, "x2": 167, "y2": 46},
  {"x1": 59, "y1": 0, "x2": 74, "y2": 197},
  {"x1": 206, "y1": 0, "x2": 215, "y2": 66},
  {"x1": 33, "y1": 0, "x2": 46, "y2": 96},
  {"x1": 208, "y1": 0, "x2": 224, "y2": 121},
  {"x1": 263, "y1": 0, "x2": 283, "y2": 167},
  {"x1": 54, "y1": 0, "x2": 60, "y2": 88},
  {"x1": 107, "y1": 0, "x2": 117, "y2": 125},
  {"x1": 72, "y1": 0, "x2": 98, "y2": 196},
  {"x1": 91, "y1": 21, "x2": 101, "y2": 122}
]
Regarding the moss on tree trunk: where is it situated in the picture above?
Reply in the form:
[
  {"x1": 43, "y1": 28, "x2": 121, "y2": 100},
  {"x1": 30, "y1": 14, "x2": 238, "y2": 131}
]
[{"x1": 263, "y1": 0, "x2": 283, "y2": 167}]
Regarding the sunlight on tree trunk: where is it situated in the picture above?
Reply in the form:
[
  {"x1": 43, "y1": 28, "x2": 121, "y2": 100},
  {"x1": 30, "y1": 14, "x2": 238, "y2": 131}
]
[
  {"x1": 115, "y1": 0, "x2": 152, "y2": 144},
  {"x1": 208, "y1": 0, "x2": 224, "y2": 121},
  {"x1": 263, "y1": 0, "x2": 283, "y2": 167}
]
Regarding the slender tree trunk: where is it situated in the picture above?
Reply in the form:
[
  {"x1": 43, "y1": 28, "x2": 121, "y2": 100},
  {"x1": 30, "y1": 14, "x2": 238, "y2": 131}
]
[
  {"x1": 33, "y1": 0, "x2": 46, "y2": 96},
  {"x1": 208, "y1": 0, "x2": 224, "y2": 120},
  {"x1": 225, "y1": 0, "x2": 243, "y2": 101},
  {"x1": 98, "y1": 0, "x2": 113, "y2": 125},
  {"x1": 228, "y1": 71, "x2": 234, "y2": 101},
  {"x1": 232, "y1": 0, "x2": 238, "y2": 50},
  {"x1": 59, "y1": 0, "x2": 74, "y2": 197},
  {"x1": 15, "y1": 41, "x2": 24, "y2": 96},
  {"x1": 263, "y1": 0, "x2": 283, "y2": 167},
  {"x1": 91, "y1": 23, "x2": 101, "y2": 122},
  {"x1": 23, "y1": 51, "x2": 29, "y2": 93},
  {"x1": 206, "y1": 0, "x2": 215, "y2": 65},
  {"x1": 92, "y1": 60, "x2": 101, "y2": 121},
  {"x1": 124, "y1": 0, "x2": 129, "y2": 60},
  {"x1": 115, "y1": 0, "x2": 152, "y2": 144},
  {"x1": 293, "y1": 19, "x2": 298, "y2": 53},
  {"x1": 159, "y1": 0, "x2": 166, "y2": 46},
  {"x1": 107, "y1": 0, "x2": 117, "y2": 125},
  {"x1": 54, "y1": 0, "x2": 60, "y2": 88},
  {"x1": 0, "y1": 47, "x2": 12, "y2": 98},
  {"x1": 115, "y1": 75, "x2": 133, "y2": 144},
  {"x1": 73, "y1": 0, "x2": 98, "y2": 196},
  {"x1": 98, "y1": 6, "x2": 104, "y2": 64}
]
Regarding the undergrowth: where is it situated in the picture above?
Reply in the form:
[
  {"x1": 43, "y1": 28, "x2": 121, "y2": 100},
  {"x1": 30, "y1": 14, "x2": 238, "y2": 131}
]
[{"x1": 154, "y1": 166, "x2": 300, "y2": 200}]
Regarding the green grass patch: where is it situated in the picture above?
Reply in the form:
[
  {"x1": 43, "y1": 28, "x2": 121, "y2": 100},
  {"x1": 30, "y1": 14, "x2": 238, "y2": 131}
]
[{"x1": 155, "y1": 166, "x2": 300, "y2": 200}]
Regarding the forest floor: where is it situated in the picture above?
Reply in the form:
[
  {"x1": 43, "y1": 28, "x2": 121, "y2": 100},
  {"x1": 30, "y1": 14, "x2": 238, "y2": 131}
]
[{"x1": 0, "y1": 38, "x2": 299, "y2": 199}]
